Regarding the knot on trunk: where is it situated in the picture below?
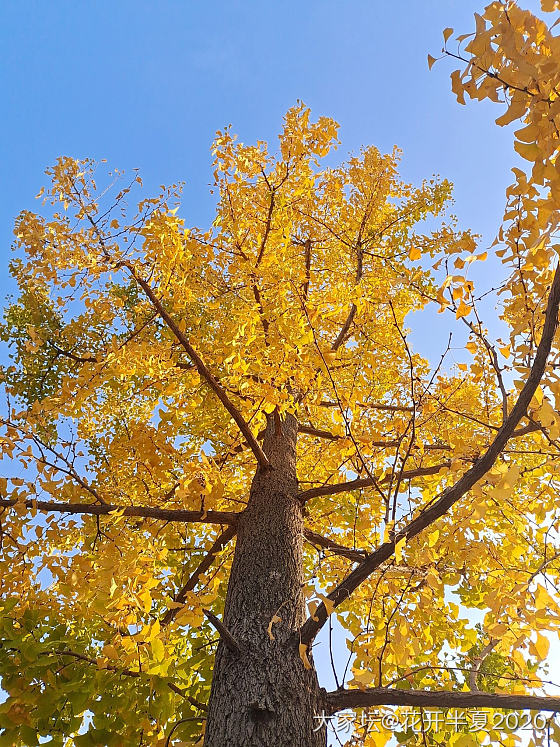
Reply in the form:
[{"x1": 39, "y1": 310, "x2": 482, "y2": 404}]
[{"x1": 248, "y1": 701, "x2": 275, "y2": 725}]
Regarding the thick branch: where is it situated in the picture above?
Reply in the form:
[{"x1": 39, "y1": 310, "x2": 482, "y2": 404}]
[
  {"x1": 298, "y1": 424, "x2": 451, "y2": 452},
  {"x1": 0, "y1": 498, "x2": 238, "y2": 526},
  {"x1": 469, "y1": 639, "x2": 497, "y2": 691},
  {"x1": 298, "y1": 423, "x2": 399, "y2": 447},
  {"x1": 298, "y1": 424, "x2": 342, "y2": 441},
  {"x1": 256, "y1": 189, "x2": 275, "y2": 266},
  {"x1": 326, "y1": 687, "x2": 560, "y2": 714},
  {"x1": 298, "y1": 422, "x2": 542, "y2": 503},
  {"x1": 298, "y1": 462, "x2": 451, "y2": 503},
  {"x1": 128, "y1": 268, "x2": 270, "y2": 470},
  {"x1": 332, "y1": 305, "x2": 357, "y2": 352},
  {"x1": 320, "y1": 401, "x2": 414, "y2": 412},
  {"x1": 162, "y1": 525, "x2": 237, "y2": 626},
  {"x1": 303, "y1": 238, "x2": 312, "y2": 299},
  {"x1": 299, "y1": 265, "x2": 560, "y2": 645},
  {"x1": 303, "y1": 528, "x2": 367, "y2": 562}
]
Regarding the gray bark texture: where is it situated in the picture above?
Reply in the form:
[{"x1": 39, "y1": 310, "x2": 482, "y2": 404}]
[{"x1": 204, "y1": 413, "x2": 327, "y2": 746}]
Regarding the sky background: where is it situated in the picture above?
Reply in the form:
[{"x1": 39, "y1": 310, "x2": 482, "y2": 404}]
[{"x1": 1, "y1": 1, "x2": 556, "y2": 744}]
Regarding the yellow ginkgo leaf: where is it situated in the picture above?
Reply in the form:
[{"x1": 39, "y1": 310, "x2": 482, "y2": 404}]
[
  {"x1": 514, "y1": 141, "x2": 540, "y2": 162},
  {"x1": 409, "y1": 246, "x2": 422, "y2": 260},
  {"x1": 350, "y1": 669, "x2": 375, "y2": 689},
  {"x1": 267, "y1": 614, "x2": 282, "y2": 641},
  {"x1": 455, "y1": 300, "x2": 471, "y2": 319},
  {"x1": 299, "y1": 643, "x2": 312, "y2": 670},
  {"x1": 394, "y1": 536, "x2": 406, "y2": 563}
]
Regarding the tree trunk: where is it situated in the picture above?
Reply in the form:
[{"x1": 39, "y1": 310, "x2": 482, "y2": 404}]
[{"x1": 204, "y1": 412, "x2": 327, "y2": 746}]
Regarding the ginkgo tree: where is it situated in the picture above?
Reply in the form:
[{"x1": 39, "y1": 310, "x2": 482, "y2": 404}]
[{"x1": 3, "y1": 2, "x2": 560, "y2": 746}]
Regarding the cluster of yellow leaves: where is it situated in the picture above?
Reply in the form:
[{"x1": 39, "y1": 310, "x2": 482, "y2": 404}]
[{"x1": 5, "y1": 12, "x2": 560, "y2": 735}]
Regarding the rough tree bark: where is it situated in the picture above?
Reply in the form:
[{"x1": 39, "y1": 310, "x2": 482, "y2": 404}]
[{"x1": 204, "y1": 412, "x2": 327, "y2": 746}]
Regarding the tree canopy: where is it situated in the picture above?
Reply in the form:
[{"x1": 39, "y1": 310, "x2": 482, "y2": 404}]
[{"x1": 3, "y1": 1, "x2": 560, "y2": 745}]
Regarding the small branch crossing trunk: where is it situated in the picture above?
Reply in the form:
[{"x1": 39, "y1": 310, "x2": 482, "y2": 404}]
[{"x1": 204, "y1": 413, "x2": 326, "y2": 746}]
